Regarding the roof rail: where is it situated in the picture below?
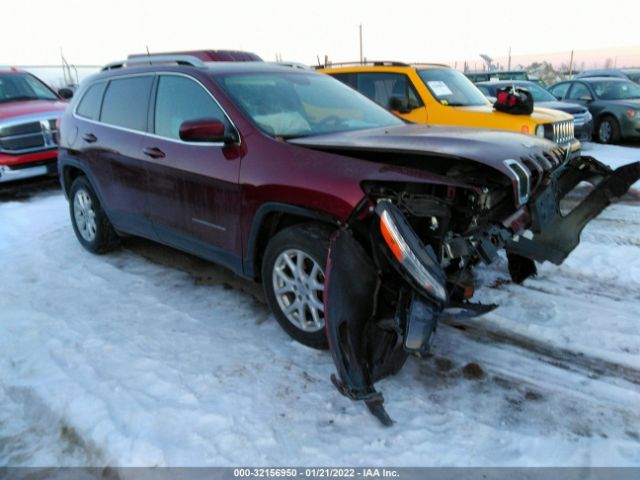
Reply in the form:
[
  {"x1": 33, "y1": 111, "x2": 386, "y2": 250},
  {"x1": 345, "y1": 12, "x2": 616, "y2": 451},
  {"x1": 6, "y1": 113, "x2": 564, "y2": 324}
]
[
  {"x1": 102, "y1": 55, "x2": 206, "y2": 71},
  {"x1": 270, "y1": 61, "x2": 313, "y2": 70},
  {"x1": 315, "y1": 60, "x2": 410, "y2": 69},
  {"x1": 410, "y1": 62, "x2": 452, "y2": 68}
]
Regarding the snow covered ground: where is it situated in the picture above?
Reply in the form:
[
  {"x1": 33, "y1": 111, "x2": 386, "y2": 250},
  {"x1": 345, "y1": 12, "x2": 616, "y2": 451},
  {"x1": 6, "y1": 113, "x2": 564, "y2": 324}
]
[{"x1": 1, "y1": 143, "x2": 639, "y2": 468}]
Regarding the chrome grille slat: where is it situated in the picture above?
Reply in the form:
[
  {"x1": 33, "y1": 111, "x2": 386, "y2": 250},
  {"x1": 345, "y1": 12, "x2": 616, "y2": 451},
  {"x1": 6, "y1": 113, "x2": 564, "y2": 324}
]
[
  {"x1": 0, "y1": 117, "x2": 58, "y2": 154},
  {"x1": 550, "y1": 119, "x2": 575, "y2": 146}
]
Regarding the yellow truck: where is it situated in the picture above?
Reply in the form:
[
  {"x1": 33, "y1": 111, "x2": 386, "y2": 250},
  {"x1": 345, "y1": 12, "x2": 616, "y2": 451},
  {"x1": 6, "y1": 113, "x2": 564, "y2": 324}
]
[{"x1": 319, "y1": 62, "x2": 580, "y2": 152}]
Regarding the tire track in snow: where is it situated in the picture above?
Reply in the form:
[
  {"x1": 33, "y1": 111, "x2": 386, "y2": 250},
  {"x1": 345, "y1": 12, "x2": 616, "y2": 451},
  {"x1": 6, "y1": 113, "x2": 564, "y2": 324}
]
[{"x1": 439, "y1": 317, "x2": 640, "y2": 386}]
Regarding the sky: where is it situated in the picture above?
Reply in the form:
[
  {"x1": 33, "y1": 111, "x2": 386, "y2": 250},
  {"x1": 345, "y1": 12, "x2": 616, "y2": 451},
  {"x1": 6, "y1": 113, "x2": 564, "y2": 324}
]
[{"x1": 2, "y1": 0, "x2": 639, "y2": 67}]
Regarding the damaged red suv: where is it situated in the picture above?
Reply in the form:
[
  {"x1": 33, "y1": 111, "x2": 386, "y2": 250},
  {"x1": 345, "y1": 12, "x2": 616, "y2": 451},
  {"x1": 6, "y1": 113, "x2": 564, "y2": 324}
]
[{"x1": 58, "y1": 56, "x2": 639, "y2": 424}]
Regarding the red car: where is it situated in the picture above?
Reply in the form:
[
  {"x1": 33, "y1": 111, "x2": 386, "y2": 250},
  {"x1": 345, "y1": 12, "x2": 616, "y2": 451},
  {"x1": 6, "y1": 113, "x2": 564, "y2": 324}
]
[
  {"x1": 0, "y1": 69, "x2": 70, "y2": 183},
  {"x1": 58, "y1": 55, "x2": 639, "y2": 424}
]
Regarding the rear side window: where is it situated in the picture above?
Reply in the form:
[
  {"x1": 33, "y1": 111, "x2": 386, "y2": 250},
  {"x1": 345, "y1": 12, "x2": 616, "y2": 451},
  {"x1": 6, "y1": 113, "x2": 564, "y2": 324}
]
[
  {"x1": 154, "y1": 75, "x2": 228, "y2": 140},
  {"x1": 76, "y1": 82, "x2": 106, "y2": 120},
  {"x1": 100, "y1": 76, "x2": 153, "y2": 131}
]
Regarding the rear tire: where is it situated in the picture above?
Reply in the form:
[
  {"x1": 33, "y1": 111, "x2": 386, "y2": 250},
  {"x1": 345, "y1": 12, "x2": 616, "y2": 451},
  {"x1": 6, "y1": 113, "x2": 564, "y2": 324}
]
[
  {"x1": 69, "y1": 176, "x2": 119, "y2": 254},
  {"x1": 262, "y1": 223, "x2": 332, "y2": 349},
  {"x1": 596, "y1": 115, "x2": 621, "y2": 144}
]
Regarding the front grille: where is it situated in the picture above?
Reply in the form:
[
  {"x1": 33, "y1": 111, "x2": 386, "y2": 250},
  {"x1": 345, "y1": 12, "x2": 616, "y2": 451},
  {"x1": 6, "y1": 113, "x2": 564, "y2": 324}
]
[
  {"x1": 0, "y1": 117, "x2": 59, "y2": 154},
  {"x1": 551, "y1": 120, "x2": 575, "y2": 146},
  {"x1": 504, "y1": 159, "x2": 531, "y2": 205}
]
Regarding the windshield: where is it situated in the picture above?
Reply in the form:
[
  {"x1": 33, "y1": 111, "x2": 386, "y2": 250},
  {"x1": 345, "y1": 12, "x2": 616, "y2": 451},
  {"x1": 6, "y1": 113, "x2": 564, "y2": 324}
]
[
  {"x1": 417, "y1": 69, "x2": 489, "y2": 107},
  {"x1": 493, "y1": 71, "x2": 528, "y2": 81},
  {"x1": 0, "y1": 73, "x2": 58, "y2": 103},
  {"x1": 626, "y1": 73, "x2": 640, "y2": 84},
  {"x1": 591, "y1": 80, "x2": 640, "y2": 100},
  {"x1": 518, "y1": 83, "x2": 556, "y2": 102},
  {"x1": 216, "y1": 72, "x2": 404, "y2": 138}
]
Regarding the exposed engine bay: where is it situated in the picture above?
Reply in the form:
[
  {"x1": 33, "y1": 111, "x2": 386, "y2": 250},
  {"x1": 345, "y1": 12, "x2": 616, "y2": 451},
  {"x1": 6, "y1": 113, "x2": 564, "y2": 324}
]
[{"x1": 324, "y1": 154, "x2": 640, "y2": 425}]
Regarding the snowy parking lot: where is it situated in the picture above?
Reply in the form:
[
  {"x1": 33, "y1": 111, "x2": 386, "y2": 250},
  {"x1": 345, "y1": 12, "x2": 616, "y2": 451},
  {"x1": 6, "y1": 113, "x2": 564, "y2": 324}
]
[{"x1": 1, "y1": 142, "x2": 639, "y2": 468}]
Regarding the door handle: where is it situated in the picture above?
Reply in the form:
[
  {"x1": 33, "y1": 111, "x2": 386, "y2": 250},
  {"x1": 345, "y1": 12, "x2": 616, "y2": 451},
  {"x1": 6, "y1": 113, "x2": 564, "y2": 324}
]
[
  {"x1": 143, "y1": 147, "x2": 166, "y2": 159},
  {"x1": 82, "y1": 133, "x2": 97, "y2": 143}
]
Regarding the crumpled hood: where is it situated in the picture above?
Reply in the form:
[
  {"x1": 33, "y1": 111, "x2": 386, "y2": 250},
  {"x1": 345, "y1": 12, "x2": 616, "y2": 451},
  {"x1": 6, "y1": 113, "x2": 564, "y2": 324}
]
[
  {"x1": 0, "y1": 99, "x2": 67, "y2": 121},
  {"x1": 289, "y1": 124, "x2": 565, "y2": 176}
]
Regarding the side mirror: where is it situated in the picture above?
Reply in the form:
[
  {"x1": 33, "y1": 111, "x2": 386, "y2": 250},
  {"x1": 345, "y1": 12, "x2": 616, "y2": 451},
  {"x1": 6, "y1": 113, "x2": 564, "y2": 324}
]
[
  {"x1": 179, "y1": 118, "x2": 234, "y2": 143},
  {"x1": 58, "y1": 87, "x2": 74, "y2": 100},
  {"x1": 388, "y1": 96, "x2": 411, "y2": 114},
  {"x1": 578, "y1": 95, "x2": 593, "y2": 102}
]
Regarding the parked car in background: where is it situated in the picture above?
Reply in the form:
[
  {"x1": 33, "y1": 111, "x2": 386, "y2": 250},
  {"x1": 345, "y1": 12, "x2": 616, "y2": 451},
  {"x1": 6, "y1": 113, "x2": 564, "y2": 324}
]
[
  {"x1": 0, "y1": 69, "x2": 70, "y2": 183},
  {"x1": 548, "y1": 77, "x2": 640, "y2": 144},
  {"x1": 465, "y1": 70, "x2": 530, "y2": 83},
  {"x1": 58, "y1": 55, "x2": 640, "y2": 424},
  {"x1": 574, "y1": 68, "x2": 640, "y2": 84},
  {"x1": 320, "y1": 62, "x2": 579, "y2": 152},
  {"x1": 477, "y1": 80, "x2": 593, "y2": 141}
]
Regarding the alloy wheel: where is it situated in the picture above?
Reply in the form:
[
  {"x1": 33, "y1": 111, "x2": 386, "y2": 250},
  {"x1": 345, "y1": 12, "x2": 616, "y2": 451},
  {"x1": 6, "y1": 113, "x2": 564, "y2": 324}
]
[
  {"x1": 73, "y1": 188, "x2": 97, "y2": 242},
  {"x1": 272, "y1": 248, "x2": 325, "y2": 333},
  {"x1": 599, "y1": 120, "x2": 612, "y2": 143}
]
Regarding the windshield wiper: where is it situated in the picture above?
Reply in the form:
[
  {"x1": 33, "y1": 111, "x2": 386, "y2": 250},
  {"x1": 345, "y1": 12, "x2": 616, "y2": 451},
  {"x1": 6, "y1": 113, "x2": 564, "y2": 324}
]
[{"x1": 278, "y1": 133, "x2": 311, "y2": 140}]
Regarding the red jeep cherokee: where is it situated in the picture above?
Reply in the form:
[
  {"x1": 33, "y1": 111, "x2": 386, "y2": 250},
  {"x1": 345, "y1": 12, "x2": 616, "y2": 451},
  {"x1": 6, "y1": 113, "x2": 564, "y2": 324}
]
[
  {"x1": 58, "y1": 55, "x2": 639, "y2": 424},
  {"x1": 0, "y1": 69, "x2": 69, "y2": 183}
]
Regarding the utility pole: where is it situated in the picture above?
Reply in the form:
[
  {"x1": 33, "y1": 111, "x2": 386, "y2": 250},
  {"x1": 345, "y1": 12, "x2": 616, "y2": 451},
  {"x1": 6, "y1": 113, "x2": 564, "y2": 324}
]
[
  {"x1": 508, "y1": 46, "x2": 511, "y2": 70},
  {"x1": 568, "y1": 49, "x2": 574, "y2": 77},
  {"x1": 359, "y1": 24, "x2": 363, "y2": 64}
]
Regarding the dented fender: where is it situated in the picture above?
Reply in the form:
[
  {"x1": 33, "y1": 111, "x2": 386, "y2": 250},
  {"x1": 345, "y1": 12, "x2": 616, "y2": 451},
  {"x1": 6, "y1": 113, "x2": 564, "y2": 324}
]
[{"x1": 324, "y1": 203, "x2": 450, "y2": 425}]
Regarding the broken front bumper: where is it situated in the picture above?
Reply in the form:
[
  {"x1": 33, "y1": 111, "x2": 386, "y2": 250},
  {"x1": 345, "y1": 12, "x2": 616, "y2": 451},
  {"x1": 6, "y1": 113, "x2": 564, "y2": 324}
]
[
  {"x1": 324, "y1": 156, "x2": 639, "y2": 425},
  {"x1": 506, "y1": 157, "x2": 640, "y2": 265}
]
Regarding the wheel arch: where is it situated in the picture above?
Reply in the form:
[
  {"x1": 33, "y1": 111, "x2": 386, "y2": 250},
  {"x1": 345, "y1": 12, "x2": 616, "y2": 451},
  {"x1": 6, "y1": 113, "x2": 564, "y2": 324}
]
[
  {"x1": 61, "y1": 164, "x2": 86, "y2": 198},
  {"x1": 60, "y1": 157, "x2": 113, "y2": 224},
  {"x1": 595, "y1": 111, "x2": 619, "y2": 127},
  {"x1": 244, "y1": 202, "x2": 341, "y2": 281}
]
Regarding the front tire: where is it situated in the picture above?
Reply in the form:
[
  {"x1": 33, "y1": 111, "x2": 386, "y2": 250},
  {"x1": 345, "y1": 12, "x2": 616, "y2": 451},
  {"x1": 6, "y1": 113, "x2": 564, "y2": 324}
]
[
  {"x1": 262, "y1": 224, "x2": 332, "y2": 349},
  {"x1": 597, "y1": 115, "x2": 621, "y2": 144},
  {"x1": 69, "y1": 176, "x2": 119, "y2": 254}
]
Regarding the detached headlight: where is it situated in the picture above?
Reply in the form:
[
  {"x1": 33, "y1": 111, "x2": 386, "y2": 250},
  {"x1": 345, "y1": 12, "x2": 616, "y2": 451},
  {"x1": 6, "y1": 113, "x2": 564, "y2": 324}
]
[
  {"x1": 376, "y1": 201, "x2": 447, "y2": 303},
  {"x1": 535, "y1": 125, "x2": 545, "y2": 138}
]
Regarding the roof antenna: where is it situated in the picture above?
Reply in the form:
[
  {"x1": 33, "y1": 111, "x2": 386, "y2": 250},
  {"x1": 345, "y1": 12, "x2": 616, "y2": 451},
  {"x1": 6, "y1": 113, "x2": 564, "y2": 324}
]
[{"x1": 146, "y1": 45, "x2": 151, "y2": 65}]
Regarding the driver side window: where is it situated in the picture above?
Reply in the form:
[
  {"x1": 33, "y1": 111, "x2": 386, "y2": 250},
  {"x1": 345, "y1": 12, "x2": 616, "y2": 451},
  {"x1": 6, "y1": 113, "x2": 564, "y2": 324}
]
[
  {"x1": 567, "y1": 83, "x2": 590, "y2": 100},
  {"x1": 154, "y1": 75, "x2": 229, "y2": 140},
  {"x1": 356, "y1": 73, "x2": 422, "y2": 110},
  {"x1": 549, "y1": 83, "x2": 570, "y2": 100}
]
